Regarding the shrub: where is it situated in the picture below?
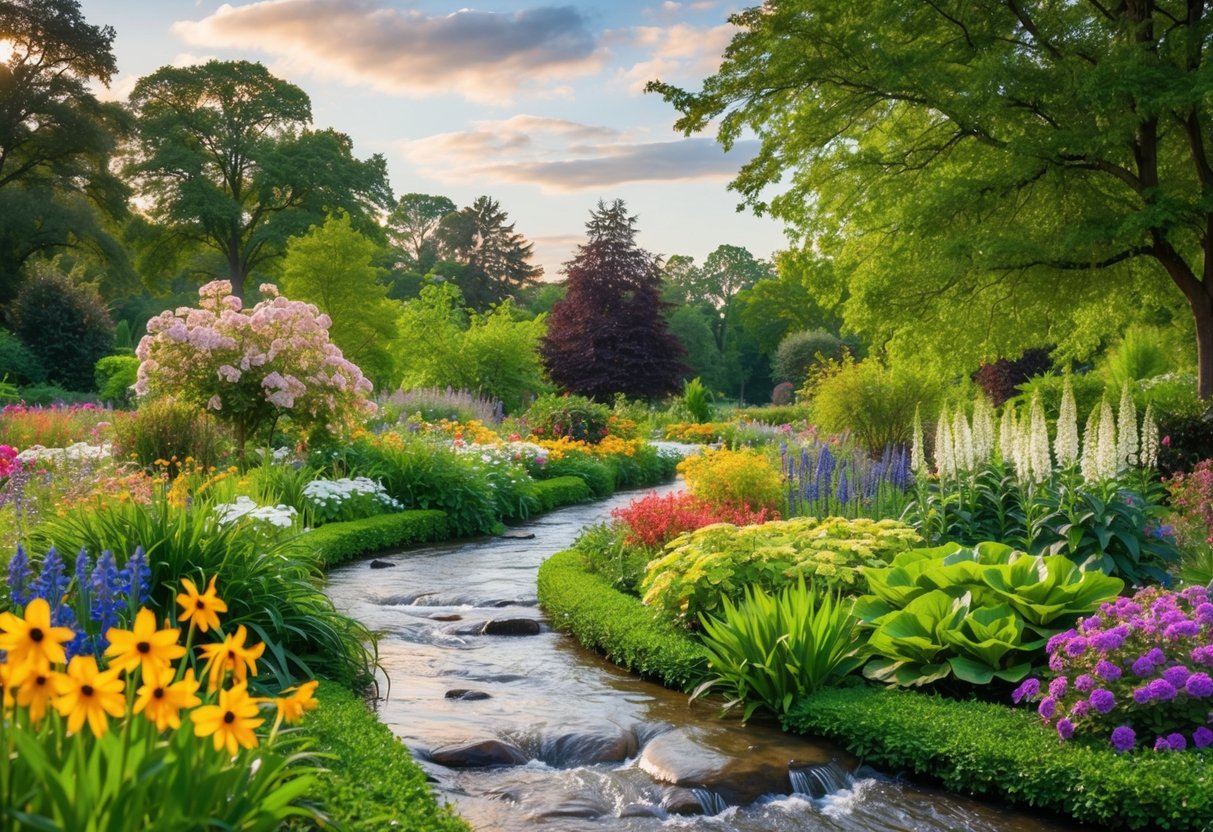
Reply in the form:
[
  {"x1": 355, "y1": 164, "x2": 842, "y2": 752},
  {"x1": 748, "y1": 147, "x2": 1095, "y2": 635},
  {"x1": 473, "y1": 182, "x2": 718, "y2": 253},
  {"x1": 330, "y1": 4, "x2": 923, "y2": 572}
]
[
  {"x1": 1156, "y1": 407, "x2": 1213, "y2": 477},
  {"x1": 1011, "y1": 586, "x2": 1213, "y2": 755},
  {"x1": 0, "y1": 328, "x2": 45, "y2": 386},
  {"x1": 14, "y1": 384, "x2": 94, "y2": 406},
  {"x1": 681, "y1": 376, "x2": 712, "y2": 423},
  {"x1": 735, "y1": 404, "x2": 811, "y2": 425},
  {"x1": 695, "y1": 580, "x2": 865, "y2": 720},
  {"x1": 808, "y1": 355, "x2": 943, "y2": 455},
  {"x1": 524, "y1": 393, "x2": 610, "y2": 443},
  {"x1": 1167, "y1": 460, "x2": 1213, "y2": 584},
  {"x1": 611, "y1": 490, "x2": 777, "y2": 550},
  {"x1": 301, "y1": 477, "x2": 402, "y2": 525},
  {"x1": 771, "y1": 381, "x2": 795, "y2": 406},
  {"x1": 973, "y1": 348, "x2": 1052, "y2": 406},
  {"x1": 136, "y1": 281, "x2": 374, "y2": 456},
  {"x1": 530, "y1": 450, "x2": 615, "y2": 497},
  {"x1": 522, "y1": 475, "x2": 592, "y2": 512},
  {"x1": 641, "y1": 516, "x2": 922, "y2": 626},
  {"x1": 773, "y1": 329, "x2": 844, "y2": 387},
  {"x1": 112, "y1": 397, "x2": 229, "y2": 475},
  {"x1": 11, "y1": 268, "x2": 114, "y2": 391},
  {"x1": 537, "y1": 549, "x2": 708, "y2": 691},
  {"x1": 94, "y1": 355, "x2": 139, "y2": 405},
  {"x1": 1101, "y1": 326, "x2": 1183, "y2": 388},
  {"x1": 677, "y1": 446, "x2": 784, "y2": 512},
  {"x1": 303, "y1": 510, "x2": 450, "y2": 568},
  {"x1": 856, "y1": 542, "x2": 1122, "y2": 687}
]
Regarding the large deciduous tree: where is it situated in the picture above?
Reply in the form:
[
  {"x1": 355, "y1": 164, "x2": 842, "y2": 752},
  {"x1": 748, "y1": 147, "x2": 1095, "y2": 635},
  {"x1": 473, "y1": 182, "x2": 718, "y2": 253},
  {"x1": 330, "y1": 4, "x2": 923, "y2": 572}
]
[
  {"x1": 0, "y1": 0, "x2": 129, "y2": 304},
  {"x1": 386, "y1": 192, "x2": 456, "y2": 272},
  {"x1": 542, "y1": 200, "x2": 685, "y2": 400},
  {"x1": 126, "y1": 60, "x2": 392, "y2": 299},
  {"x1": 650, "y1": 1, "x2": 1213, "y2": 399},
  {"x1": 435, "y1": 195, "x2": 542, "y2": 310}
]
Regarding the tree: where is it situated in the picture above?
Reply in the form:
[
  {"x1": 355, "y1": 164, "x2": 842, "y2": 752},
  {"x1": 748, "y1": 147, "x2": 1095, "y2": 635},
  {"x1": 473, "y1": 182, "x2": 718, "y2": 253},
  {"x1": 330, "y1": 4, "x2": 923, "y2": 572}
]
[
  {"x1": 650, "y1": 2, "x2": 1213, "y2": 399},
  {"x1": 11, "y1": 265, "x2": 113, "y2": 391},
  {"x1": 126, "y1": 60, "x2": 392, "y2": 299},
  {"x1": 541, "y1": 200, "x2": 686, "y2": 400},
  {"x1": 386, "y1": 193, "x2": 455, "y2": 271},
  {"x1": 667, "y1": 305, "x2": 728, "y2": 392},
  {"x1": 661, "y1": 246, "x2": 770, "y2": 351},
  {"x1": 0, "y1": 0, "x2": 129, "y2": 303},
  {"x1": 279, "y1": 212, "x2": 398, "y2": 388},
  {"x1": 435, "y1": 195, "x2": 542, "y2": 309},
  {"x1": 738, "y1": 251, "x2": 843, "y2": 356}
]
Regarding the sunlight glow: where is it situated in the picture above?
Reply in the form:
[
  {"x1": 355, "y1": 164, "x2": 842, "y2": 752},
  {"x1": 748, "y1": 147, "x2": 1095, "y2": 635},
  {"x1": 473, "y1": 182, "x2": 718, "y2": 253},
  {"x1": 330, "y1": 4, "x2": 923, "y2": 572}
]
[{"x1": 0, "y1": 39, "x2": 15, "y2": 65}]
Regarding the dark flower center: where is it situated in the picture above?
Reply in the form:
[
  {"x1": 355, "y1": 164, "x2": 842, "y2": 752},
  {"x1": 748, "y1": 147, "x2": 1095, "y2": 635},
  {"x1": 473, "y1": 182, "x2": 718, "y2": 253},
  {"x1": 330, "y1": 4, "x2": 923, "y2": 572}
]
[
  {"x1": 29, "y1": 627, "x2": 43, "y2": 643},
  {"x1": 35, "y1": 675, "x2": 46, "y2": 686},
  {"x1": 196, "y1": 599, "x2": 206, "y2": 610},
  {"x1": 223, "y1": 711, "x2": 235, "y2": 724},
  {"x1": 81, "y1": 684, "x2": 94, "y2": 697},
  {"x1": 228, "y1": 649, "x2": 236, "y2": 659},
  {"x1": 136, "y1": 641, "x2": 151, "y2": 654},
  {"x1": 153, "y1": 688, "x2": 165, "y2": 699}
]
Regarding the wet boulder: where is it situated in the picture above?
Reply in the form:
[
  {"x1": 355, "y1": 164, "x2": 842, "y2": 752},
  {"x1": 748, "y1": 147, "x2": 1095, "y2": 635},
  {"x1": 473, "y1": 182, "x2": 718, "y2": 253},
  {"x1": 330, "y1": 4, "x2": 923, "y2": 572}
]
[
  {"x1": 429, "y1": 738, "x2": 528, "y2": 768},
  {"x1": 445, "y1": 689, "x2": 491, "y2": 701},
  {"x1": 481, "y1": 617, "x2": 541, "y2": 636},
  {"x1": 539, "y1": 726, "x2": 639, "y2": 768},
  {"x1": 369, "y1": 559, "x2": 396, "y2": 569}
]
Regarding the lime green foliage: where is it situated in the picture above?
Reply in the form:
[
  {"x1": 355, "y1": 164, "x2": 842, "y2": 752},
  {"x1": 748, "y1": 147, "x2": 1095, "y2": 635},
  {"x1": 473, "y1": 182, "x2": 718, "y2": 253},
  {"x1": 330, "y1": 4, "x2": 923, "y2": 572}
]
[
  {"x1": 806, "y1": 355, "x2": 942, "y2": 454},
  {"x1": 280, "y1": 212, "x2": 398, "y2": 388},
  {"x1": 304, "y1": 510, "x2": 450, "y2": 568},
  {"x1": 682, "y1": 376, "x2": 713, "y2": 423},
  {"x1": 677, "y1": 446, "x2": 785, "y2": 512},
  {"x1": 641, "y1": 517, "x2": 922, "y2": 626},
  {"x1": 786, "y1": 688, "x2": 1213, "y2": 831},
  {"x1": 94, "y1": 354, "x2": 139, "y2": 403},
  {"x1": 524, "y1": 393, "x2": 610, "y2": 442},
  {"x1": 1010, "y1": 372, "x2": 1107, "y2": 423},
  {"x1": 695, "y1": 579, "x2": 865, "y2": 720},
  {"x1": 856, "y1": 543, "x2": 1122, "y2": 687},
  {"x1": 301, "y1": 682, "x2": 469, "y2": 832},
  {"x1": 538, "y1": 549, "x2": 709, "y2": 691},
  {"x1": 522, "y1": 475, "x2": 592, "y2": 511},
  {"x1": 1101, "y1": 325, "x2": 1193, "y2": 389}
]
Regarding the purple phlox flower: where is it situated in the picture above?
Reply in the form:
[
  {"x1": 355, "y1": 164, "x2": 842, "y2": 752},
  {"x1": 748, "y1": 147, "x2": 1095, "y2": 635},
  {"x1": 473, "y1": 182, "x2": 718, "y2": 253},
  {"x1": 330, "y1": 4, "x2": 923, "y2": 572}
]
[
  {"x1": 1148, "y1": 678, "x2": 1178, "y2": 702},
  {"x1": 1194, "y1": 727, "x2": 1213, "y2": 749},
  {"x1": 1090, "y1": 688, "x2": 1117, "y2": 714},
  {"x1": 1132, "y1": 656, "x2": 1157, "y2": 678},
  {"x1": 1165, "y1": 620, "x2": 1201, "y2": 640},
  {"x1": 1047, "y1": 629, "x2": 1078, "y2": 655},
  {"x1": 1090, "y1": 628, "x2": 1126, "y2": 652},
  {"x1": 1152, "y1": 596, "x2": 1180, "y2": 616},
  {"x1": 1192, "y1": 646, "x2": 1213, "y2": 668},
  {"x1": 1056, "y1": 718, "x2": 1075, "y2": 740},
  {"x1": 1070, "y1": 700, "x2": 1091, "y2": 718},
  {"x1": 1111, "y1": 725, "x2": 1136, "y2": 753},
  {"x1": 1048, "y1": 653, "x2": 1065, "y2": 672},
  {"x1": 1099, "y1": 600, "x2": 1117, "y2": 617},
  {"x1": 1186, "y1": 673, "x2": 1213, "y2": 698},
  {"x1": 1146, "y1": 647, "x2": 1167, "y2": 666},
  {"x1": 1012, "y1": 678, "x2": 1041, "y2": 704},
  {"x1": 1160, "y1": 609, "x2": 1188, "y2": 627},
  {"x1": 1163, "y1": 665, "x2": 1193, "y2": 688},
  {"x1": 1155, "y1": 733, "x2": 1187, "y2": 751},
  {"x1": 1080, "y1": 615, "x2": 1103, "y2": 633},
  {"x1": 1117, "y1": 600, "x2": 1143, "y2": 618},
  {"x1": 1049, "y1": 677, "x2": 1068, "y2": 698},
  {"x1": 1095, "y1": 659, "x2": 1122, "y2": 681},
  {"x1": 1065, "y1": 637, "x2": 1089, "y2": 657},
  {"x1": 1038, "y1": 696, "x2": 1057, "y2": 721},
  {"x1": 1133, "y1": 686, "x2": 1153, "y2": 705},
  {"x1": 1195, "y1": 604, "x2": 1213, "y2": 627},
  {"x1": 1075, "y1": 674, "x2": 1096, "y2": 693},
  {"x1": 1182, "y1": 585, "x2": 1210, "y2": 603},
  {"x1": 6, "y1": 544, "x2": 29, "y2": 606}
]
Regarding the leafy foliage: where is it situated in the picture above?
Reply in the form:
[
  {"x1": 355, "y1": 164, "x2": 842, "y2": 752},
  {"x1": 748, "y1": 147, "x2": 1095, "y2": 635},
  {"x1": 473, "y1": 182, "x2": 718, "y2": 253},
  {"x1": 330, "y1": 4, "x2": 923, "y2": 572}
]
[
  {"x1": 524, "y1": 393, "x2": 610, "y2": 443},
  {"x1": 677, "y1": 446, "x2": 784, "y2": 512},
  {"x1": 0, "y1": 329, "x2": 45, "y2": 386},
  {"x1": 681, "y1": 377, "x2": 713, "y2": 423},
  {"x1": 773, "y1": 329, "x2": 844, "y2": 387},
  {"x1": 94, "y1": 355, "x2": 138, "y2": 404},
  {"x1": 973, "y1": 349, "x2": 1053, "y2": 407},
  {"x1": 433, "y1": 195, "x2": 542, "y2": 310},
  {"x1": 807, "y1": 355, "x2": 942, "y2": 455},
  {"x1": 303, "y1": 510, "x2": 449, "y2": 569},
  {"x1": 11, "y1": 268, "x2": 114, "y2": 391}
]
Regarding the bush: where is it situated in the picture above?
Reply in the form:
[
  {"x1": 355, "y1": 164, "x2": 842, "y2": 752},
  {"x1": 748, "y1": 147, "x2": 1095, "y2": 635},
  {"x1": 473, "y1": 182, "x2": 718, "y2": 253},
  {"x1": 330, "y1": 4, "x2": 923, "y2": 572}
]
[
  {"x1": 773, "y1": 329, "x2": 844, "y2": 386},
  {"x1": 94, "y1": 355, "x2": 139, "y2": 405},
  {"x1": 537, "y1": 549, "x2": 709, "y2": 691},
  {"x1": 1011, "y1": 585, "x2": 1213, "y2": 753},
  {"x1": 1101, "y1": 326, "x2": 1184, "y2": 388},
  {"x1": 1155, "y1": 407, "x2": 1213, "y2": 476},
  {"x1": 303, "y1": 510, "x2": 450, "y2": 568},
  {"x1": 112, "y1": 397, "x2": 229, "y2": 475},
  {"x1": 785, "y1": 687, "x2": 1213, "y2": 830},
  {"x1": 1166, "y1": 460, "x2": 1213, "y2": 584},
  {"x1": 14, "y1": 384, "x2": 94, "y2": 406},
  {"x1": 676, "y1": 447, "x2": 784, "y2": 512},
  {"x1": 611, "y1": 490, "x2": 777, "y2": 550},
  {"x1": 771, "y1": 381, "x2": 795, "y2": 406},
  {"x1": 600, "y1": 441, "x2": 679, "y2": 490},
  {"x1": 808, "y1": 355, "x2": 943, "y2": 455},
  {"x1": 735, "y1": 403, "x2": 811, "y2": 425},
  {"x1": 530, "y1": 451, "x2": 616, "y2": 497},
  {"x1": 522, "y1": 475, "x2": 592, "y2": 512},
  {"x1": 973, "y1": 348, "x2": 1053, "y2": 406},
  {"x1": 681, "y1": 376, "x2": 712, "y2": 423},
  {"x1": 0, "y1": 328, "x2": 45, "y2": 386},
  {"x1": 11, "y1": 268, "x2": 114, "y2": 391},
  {"x1": 641, "y1": 517, "x2": 922, "y2": 626},
  {"x1": 379, "y1": 387, "x2": 501, "y2": 426},
  {"x1": 524, "y1": 393, "x2": 611, "y2": 443},
  {"x1": 696, "y1": 580, "x2": 865, "y2": 720}
]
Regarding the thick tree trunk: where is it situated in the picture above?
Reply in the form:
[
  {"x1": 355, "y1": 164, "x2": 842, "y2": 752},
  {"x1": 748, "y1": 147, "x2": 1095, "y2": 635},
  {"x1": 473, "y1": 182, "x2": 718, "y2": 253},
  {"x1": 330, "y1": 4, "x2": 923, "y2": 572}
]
[
  {"x1": 227, "y1": 235, "x2": 245, "y2": 300},
  {"x1": 1194, "y1": 287, "x2": 1213, "y2": 401}
]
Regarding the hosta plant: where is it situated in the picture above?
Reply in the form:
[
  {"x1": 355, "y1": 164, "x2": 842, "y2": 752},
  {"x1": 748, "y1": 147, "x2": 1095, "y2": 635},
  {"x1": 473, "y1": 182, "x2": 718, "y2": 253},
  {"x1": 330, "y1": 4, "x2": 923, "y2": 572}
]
[
  {"x1": 693, "y1": 578, "x2": 866, "y2": 720},
  {"x1": 1012, "y1": 585, "x2": 1213, "y2": 753}
]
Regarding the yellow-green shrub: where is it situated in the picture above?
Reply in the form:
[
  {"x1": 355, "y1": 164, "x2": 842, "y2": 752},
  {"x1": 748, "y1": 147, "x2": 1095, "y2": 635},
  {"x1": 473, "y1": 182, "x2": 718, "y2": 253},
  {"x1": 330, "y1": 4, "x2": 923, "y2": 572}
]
[
  {"x1": 640, "y1": 516, "x2": 922, "y2": 626},
  {"x1": 676, "y1": 447, "x2": 784, "y2": 512}
]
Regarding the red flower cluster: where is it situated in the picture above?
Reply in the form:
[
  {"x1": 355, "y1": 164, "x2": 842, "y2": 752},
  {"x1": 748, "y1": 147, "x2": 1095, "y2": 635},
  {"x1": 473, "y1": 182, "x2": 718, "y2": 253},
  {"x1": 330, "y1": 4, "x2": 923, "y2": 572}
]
[{"x1": 612, "y1": 491, "x2": 778, "y2": 549}]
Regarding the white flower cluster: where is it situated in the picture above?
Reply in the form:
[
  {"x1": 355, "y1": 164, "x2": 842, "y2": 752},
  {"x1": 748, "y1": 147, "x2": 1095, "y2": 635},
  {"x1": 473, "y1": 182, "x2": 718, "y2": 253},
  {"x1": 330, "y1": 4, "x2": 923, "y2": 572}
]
[
  {"x1": 301, "y1": 477, "x2": 402, "y2": 511},
  {"x1": 16, "y1": 443, "x2": 113, "y2": 464},
  {"x1": 452, "y1": 441, "x2": 548, "y2": 467},
  {"x1": 214, "y1": 495, "x2": 298, "y2": 528}
]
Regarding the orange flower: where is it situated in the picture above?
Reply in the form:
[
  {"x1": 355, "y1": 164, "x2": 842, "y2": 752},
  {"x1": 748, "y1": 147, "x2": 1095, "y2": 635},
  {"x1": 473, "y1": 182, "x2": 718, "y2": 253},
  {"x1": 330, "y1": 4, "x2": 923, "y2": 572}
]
[
  {"x1": 192, "y1": 682, "x2": 263, "y2": 755},
  {"x1": 0, "y1": 598, "x2": 75, "y2": 670},
  {"x1": 135, "y1": 666, "x2": 202, "y2": 731},
  {"x1": 52, "y1": 656, "x2": 125, "y2": 737},
  {"x1": 199, "y1": 624, "x2": 265, "y2": 691},
  {"x1": 176, "y1": 576, "x2": 228, "y2": 633},
  {"x1": 105, "y1": 608, "x2": 186, "y2": 677},
  {"x1": 274, "y1": 680, "x2": 319, "y2": 724}
]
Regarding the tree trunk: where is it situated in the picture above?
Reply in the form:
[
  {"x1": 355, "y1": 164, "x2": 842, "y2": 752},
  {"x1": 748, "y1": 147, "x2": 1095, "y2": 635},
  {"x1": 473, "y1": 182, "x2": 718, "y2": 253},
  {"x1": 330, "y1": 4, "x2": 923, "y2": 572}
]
[
  {"x1": 1194, "y1": 287, "x2": 1213, "y2": 401},
  {"x1": 228, "y1": 235, "x2": 245, "y2": 300}
]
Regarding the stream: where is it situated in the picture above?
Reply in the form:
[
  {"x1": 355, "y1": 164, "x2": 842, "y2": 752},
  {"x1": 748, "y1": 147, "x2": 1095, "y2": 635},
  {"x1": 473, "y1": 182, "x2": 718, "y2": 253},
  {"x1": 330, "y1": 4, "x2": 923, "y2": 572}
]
[{"x1": 325, "y1": 482, "x2": 1079, "y2": 831}]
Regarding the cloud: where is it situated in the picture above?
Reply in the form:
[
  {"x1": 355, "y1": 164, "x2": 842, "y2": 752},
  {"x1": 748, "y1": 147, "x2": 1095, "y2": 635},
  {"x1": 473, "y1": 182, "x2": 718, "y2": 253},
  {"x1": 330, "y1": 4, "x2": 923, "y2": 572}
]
[
  {"x1": 172, "y1": 0, "x2": 607, "y2": 104},
  {"x1": 620, "y1": 22, "x2": 735, "y2": 93},
  {"x1": 400, "y1": 115, "x2": 755, "y2": 192}
]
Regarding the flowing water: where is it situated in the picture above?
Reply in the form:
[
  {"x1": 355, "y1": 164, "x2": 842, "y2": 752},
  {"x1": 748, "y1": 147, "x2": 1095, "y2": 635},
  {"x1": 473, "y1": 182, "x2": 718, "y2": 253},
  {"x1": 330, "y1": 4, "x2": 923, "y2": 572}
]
[{"x1": 326, "y1": 483, "x2": 1079, "y2": 831}]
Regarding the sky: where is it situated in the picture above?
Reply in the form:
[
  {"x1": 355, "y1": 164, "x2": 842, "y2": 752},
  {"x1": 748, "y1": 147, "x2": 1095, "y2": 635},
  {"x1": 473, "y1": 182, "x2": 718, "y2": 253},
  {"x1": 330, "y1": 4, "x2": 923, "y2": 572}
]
[{"x1": 80, "y1": 0, "x2": 788, "y2": 280}]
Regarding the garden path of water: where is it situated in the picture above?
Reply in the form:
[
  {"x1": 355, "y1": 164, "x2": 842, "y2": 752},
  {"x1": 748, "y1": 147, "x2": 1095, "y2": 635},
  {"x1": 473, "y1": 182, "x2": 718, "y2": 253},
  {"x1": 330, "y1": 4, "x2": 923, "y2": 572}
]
[{"x1": 326, "y1": 482, "x2": 1078, "y2": 832}]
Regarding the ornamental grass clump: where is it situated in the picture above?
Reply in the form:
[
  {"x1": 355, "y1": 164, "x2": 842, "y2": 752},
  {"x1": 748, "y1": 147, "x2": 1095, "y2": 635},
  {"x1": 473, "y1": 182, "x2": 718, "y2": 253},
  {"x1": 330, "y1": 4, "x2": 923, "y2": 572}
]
[
  {"x1": 1012, "y1": 585, "x2": 1213, "y2": 753},
  {"x1": 0, "y1": 571, "x2": 323, "y2": 830}
]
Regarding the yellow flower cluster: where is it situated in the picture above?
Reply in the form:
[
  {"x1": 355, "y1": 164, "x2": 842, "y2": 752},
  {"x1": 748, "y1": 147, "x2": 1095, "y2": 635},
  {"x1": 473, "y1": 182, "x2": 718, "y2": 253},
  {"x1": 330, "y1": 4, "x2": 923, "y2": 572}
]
[
  {"x1": 166, "y1": 463, "x2": 240, "y2": 509},
  {"x1": 663, "y1": 422, "x2": 722, "y2": 443},
  {"x1": 677, "y1": 446, "x2": 785, "y2": 512},
  {"x1": 0, "y1": 577, "x2": 318, "y2": 753},
  {"x1": 535, "y1": 435, "x2": 640, "y2": 461}
]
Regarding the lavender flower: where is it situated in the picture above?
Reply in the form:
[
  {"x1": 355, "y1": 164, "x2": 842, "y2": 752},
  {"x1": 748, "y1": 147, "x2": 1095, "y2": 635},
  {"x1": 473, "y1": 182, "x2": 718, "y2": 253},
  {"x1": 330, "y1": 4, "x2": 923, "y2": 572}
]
[
  {"x1": 836, "y1": 468, "x2": 850, "y2": 504},
  {"x1": 6, "y1": 544, "x2": 29, "y2": 606},
  {"x1": 1110, "y1": 726, "x2": 1136, "y2": 752},
  {"x1": 89, "y1": 550, "x2": 123, "y2": 642},
  {"x1": 1185, "y1": 673, "x2": 1213, "y2": 698},
  {"x1": 29, "y1": 546, "x2": 69, "y2": 609},
  {"x1": 1012, "y1": 678, "x2": 1040, "y2": 704},
  {"x1": 118, "y1": 545, "x2": 151, "y2": 607},
  {"x1": 1089, "y1": 689, "x2": 1116, "y2": 714},
  {"x1": 1194, "y1": 727, "x2": 1213, "y2": 749}
]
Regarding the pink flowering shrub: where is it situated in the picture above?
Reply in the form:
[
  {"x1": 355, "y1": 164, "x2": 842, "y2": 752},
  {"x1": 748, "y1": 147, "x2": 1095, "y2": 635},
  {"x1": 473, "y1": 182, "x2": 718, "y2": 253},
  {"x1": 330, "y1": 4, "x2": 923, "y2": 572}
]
[
  {"x1": 1013, "y1": 586, "x2": 1213, "y2": 753},
  {"x1": 135, "y1": 281, "x2": 374, "y2": 453},
  {"x1": 1167, "y1": 460, "x2": 1213, "y2": 549}
]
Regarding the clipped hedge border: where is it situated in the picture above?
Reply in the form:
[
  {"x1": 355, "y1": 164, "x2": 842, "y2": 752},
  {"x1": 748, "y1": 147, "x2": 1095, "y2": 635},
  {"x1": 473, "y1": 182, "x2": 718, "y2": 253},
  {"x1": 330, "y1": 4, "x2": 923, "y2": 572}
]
[
  {"x1": 301, "y1": 682, "x2": 469, "y2": 832},
  {"x1": 785, "y1": 688, "x2": 1213, "y2": 831},
  {"x1": 306, "y1": 510, "x2": 450, "y2": 569},
  {"x1": 522, "y1": 475, "x2": 593, "y2": 512},
  {"x1": 537, "y1": 548, "x2": 708, "y2": 691}
]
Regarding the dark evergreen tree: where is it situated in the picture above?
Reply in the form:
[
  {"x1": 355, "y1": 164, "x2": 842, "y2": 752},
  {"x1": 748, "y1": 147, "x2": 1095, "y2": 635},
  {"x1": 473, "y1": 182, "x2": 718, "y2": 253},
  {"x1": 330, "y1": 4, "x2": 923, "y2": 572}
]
[
  {"x1": 435, "y1": 195, "x2": 541, "y2": 310},
  {"x1": 541, "y1": 200, "x2": 685, "y2": 400}
]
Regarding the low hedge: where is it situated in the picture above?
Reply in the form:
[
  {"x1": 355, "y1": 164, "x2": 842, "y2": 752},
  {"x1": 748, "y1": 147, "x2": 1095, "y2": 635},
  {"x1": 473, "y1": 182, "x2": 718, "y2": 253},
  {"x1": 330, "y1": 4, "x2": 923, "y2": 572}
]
[
  {"x1": 299, "y1": 681, "x2": 469, "y2": 832},
  {"x1": 537, "y1": 548, "x2": 708, "y2": 691},
  {"x1": 306, "y1": 510, "x2": 450, "y2": 568},
  {"x1": 785, "y1": 687, "x2": 1213, "y2": 831},
  {"x1": 523, "y1": 475, "x2": 593, "y2": 512}
]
